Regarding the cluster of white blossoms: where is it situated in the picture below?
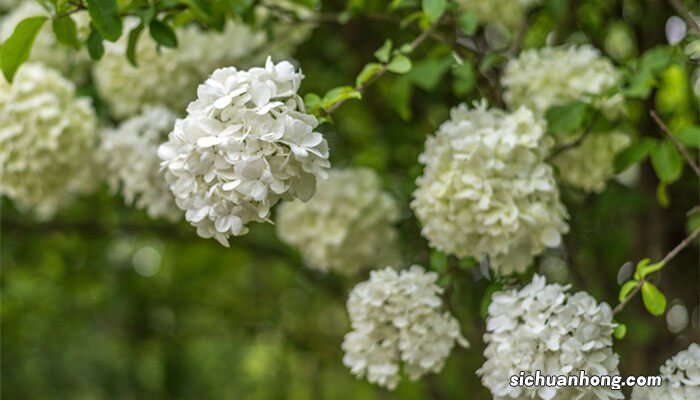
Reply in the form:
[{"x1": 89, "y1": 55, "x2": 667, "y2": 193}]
[
  {"x1": 158, "y1": 58, "x2": 330, "y2": 246},
  {"x1": 554, "y1": 133, "x2": 631, "y2": 193},
  {"x1": 631, "y1": 343, "x2": 700, "y2": 400},
  {"x1": 275, "y1": 168, "x2": 400, "y2": 275},
  {"x1": 93, "y1": 9, "x2": 312, "y2": 119},
  {"x1": 502, "y1": 45, "x2": 630, "y2": 192},
  {"x1": 0, "y1": 63, "x2": 97, "y2": 218},
  {"x1": 97, "y1": 107, "x2": 181, "y2": 221},
  {"x1": 342, "y1": 266, "x2": 468, "y2": 390},
  {"x1": 478, "y1": 275, "x2": 623, "y2": 400},
  {"x1": 0, "y1": 2, "x2": 90, "y2": 77},
  {"x1": 411, "y1": 101, "x2": 569, "y2": 275},
  {"x1": 456, "y1": 0, "x2": 542, "y2": 32}
]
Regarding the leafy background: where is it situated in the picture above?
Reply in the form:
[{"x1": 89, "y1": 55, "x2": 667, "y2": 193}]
[{"x1": 2, "y1": 0, "x2": 700, "y2": 398}]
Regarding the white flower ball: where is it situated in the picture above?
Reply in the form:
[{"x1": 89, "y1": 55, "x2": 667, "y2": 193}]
[
  {"x1": 158, "y1": 58, "x2": 330, "y2": 246},
  {"x1": 276, "y1": 167, "x2": 400, "y2": 275},
  {"x1": 631, "y1": 343, "x2": 700, "y2": 400},
  {"x1": 0, "y1": 2, "x2": 90, "y2": 77},
  {"x1": 456, "y1": 0, "x2": 542, "y2": 33},
  {"x1": 411, "y1": 101, "x2": 569, "y2": 275},
  {"x1": 553, "y1": 132, "x2": 631, "y2": 192},
  {"x1": 93, "y1": 12, "x2": 311, "y2": 119},
  {"x1": 503, "y1": 45, "x2": 624, "y2": 117},
  {"x1": 0, "y1": 63, "x2": 97, "y2": 218},
  {"x1": 502, "y1": 45, "x2": 629, "y2": 192},
  {"x1": 342, "y1": 266, "x2": 469, "y2": 390},
  {"x1": 478, "y1": 275, "x2": 624, "y2": 400},
  {"x1": 97, "y1": 106, "x2": 181, "y2": 221}
]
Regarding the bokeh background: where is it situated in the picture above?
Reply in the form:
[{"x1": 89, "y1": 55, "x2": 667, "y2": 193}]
[{"x1": 2, "y1": 0, "x2": 700, "y2": 398}]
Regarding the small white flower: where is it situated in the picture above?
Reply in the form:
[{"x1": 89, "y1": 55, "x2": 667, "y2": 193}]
[
  {"x1": 97, "y1": 106, "x2": 181, "y2": 221},
  {"x1": 411, "y1": 100, "x2": 569, "y2": 275},
  {"x1": 276, "y1": 168, "x2": 400, "y2": 274},
  {"x1": 478, "y1": 275, "x2": 624, "y2": 400},
  {"x1": 342, "y1": 266, "x2": 468, "y2": 390},
  {"x1": 631, "y1": 343, "x2": 700, "y2": 400},
  {"x1": 0, "y1": 63, "x2": 97, "y2": 218},
  {"x1": 159, "y1": 58, "x2": 330, "y2": 246}
]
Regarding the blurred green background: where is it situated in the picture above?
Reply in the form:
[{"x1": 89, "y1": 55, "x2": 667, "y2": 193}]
[{"x1": 2, "y1": 0, "x2": 700, "y2": 398}]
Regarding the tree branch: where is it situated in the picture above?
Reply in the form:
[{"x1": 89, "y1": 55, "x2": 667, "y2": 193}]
[
  {"x1": 323, "y1": 20, "x2": 442, "y2": 115},
  {"x1": 650, "y1": 110, "x2": 700, "y2": 177},
  {"x1": 547, "y1": 111, "x2": 600, "y2": 161},
  {"x1": 613, "y1": 225, "x2": 700, "y2": 315}
]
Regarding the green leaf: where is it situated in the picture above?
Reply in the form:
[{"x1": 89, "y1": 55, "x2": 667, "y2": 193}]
[
  {"x1": 614, "y1": 138, "x2": 657, "y2": 173},
  {"x1": 181, "y1": 0, "x2": 212, "y2": 16},
  {"x1": 641, "y1": 282, "x2": 666, "y2": 316},
  {"x1": 479, "y1": 53, "x2": 506, "y2": 71},
  {"x1": 355, "y1": 63, "x2": 381, "y2": 87},
  {"x1": 126, "y1": 24, "x2": 144, "y2": 66},
  {"x1": 408, "y1": 56, "x2": 452, "y2": 91},
  {"x1": 635, "y1": 258, "x2": 665, "y2": 280},
  {"x1": 613, "y1": 323, "x2": 627, "y2": 339},
  {"x1": 429, "y1": 250, "x2": 448, "y2": 272},
  {"x1": 650, "y1": 140, "x2": 683, "y2": 184},
  {"x1": 86, "y1": 27, "x2": 104, "y2": 60},
  {"x1": 480, "y1": 283, "x2": 503, "y2": 319},
  {"x1": 639, "y1": 46, "x2": 673, "y2": 74},
  {"x1": 619, "y1": 280, "x2": 638, "y2": 302},
  {"x1": 149, "y1": 20, "x2": 178, "y2": 48},
  {"x1": 303, "y1": 93, "x2": 322, "y2": 114},
  {"x1": 452, "y1": 61, "x2": 475, "y2": 96},
  {"x1": 457, "y1": 12, "x2": 478, "y2": 35},
  {"x1": 0, "y1": 16, "x2": 47, "y2": 82},
  {"x1": 322, "y1": 86, "x2": 361, "y2": 109},
  {"x1": 421, "y1": 0, "x2": 446, "y2": 23},
  {"x1": 228, "y1": 0, "x2": 255, "y2": 16},
  {"x1": 656, "y1": 182, "x2": 670, "y2": 208},
  {"x1": 544, "y1": 101, "x2": 595, "y2": 135},
  {"x1": 52, "y1": 16, "x2": 81, "y2": 49},
  {"x1": 387, "y1": 54, "x2": 412, "y2": 74},
  {"x1": 675, "y1": 126, "x2": 700, "y2": 148},
  {"x1": 86, "y1": 0, "x2": 122, "y2": 42},
  {"x1": 374, "y1": 39, "x2": 392, "y2": 63}
]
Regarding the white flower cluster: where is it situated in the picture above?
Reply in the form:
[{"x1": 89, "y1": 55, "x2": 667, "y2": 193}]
[
  {"x1": 478, "y1": 275, "x2": 623, "y2": 400},
  {"x1": 456, "y1": 0, "x2": 542, "y2": 32},
  {"x1": 553, "y1": 132, "x2": 631, "y2": 192},
  {"x1": 158, "y1": 58, "x2": 330, "y2": 246},
  {"x1": 0, "y1": 63, "x2": 97, "y2": 218},
  {"x1": 502, "y1": 45, "x2": 629, "y2": 192},
  {"x1": 411, "y1": 101, "x2": 569, "y2": 275},
  {"x1": 276, "y1": 168, "x2": 400, "y2": 275},
  {"x1": 93, "y1": 12, "x2": 311, "y2": 119},
  {"x1": 97, "y1": 106, "x2": 181, "y2": 221},
  {"x1": 0, "y1": 2, "x2": 90, "y2": 77},
  {"x1": 342, "y1": 266, "x2": 468, "y2": 390},
  {"x1": 503, "y1": 45, "x2": 624, "y2": 117},
  {"x1": 631, "y1": 343, "x2": 700, "y2": 400}
]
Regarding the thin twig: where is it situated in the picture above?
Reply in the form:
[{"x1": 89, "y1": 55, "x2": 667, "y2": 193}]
[
  {"x1": 323, "y1": 20, "x2": 442, "y2": 115},
  {"x1": 667, "y1": 0, "x2": 700, "y2": 35},
  {"x1": 650, "y1": 110, "x2": 700, "y2": 177},
  {"x1": 613, "y1": 225, "x2": 700, "y2": 315},
  {"x1": 547, "y1": 111, "x2": 600, "y2": 161}
]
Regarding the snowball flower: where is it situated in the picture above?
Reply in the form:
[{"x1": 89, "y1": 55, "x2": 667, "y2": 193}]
[
  {"x1": 456, "y1": 0, "x2": 542, "y2": 33},
  {"x1": 158, "y1": 58, "x2": 330, "y2": 246},
  {"x1": 93, "y1": 11, "x2": 312, "y2": 119},
  {"x1": 1, "y1": 2, "x2": 90, "y2": 77},
  {"x1": 502, "y1": 45, "x2": 630, "y2": 192},
  {"x1": 276, "y1": 167, "x2": 400, "y2": 275},
  {"x1": 631, "y1": 343, "x2": 700, "y2": 400},
  {"x1": 478, "y1": 275, "x2": 624, "y2": 400},
  {"x1": 342, "y1": 266, "x2": 468, "y2": 390},
  {"x1": 97, "y1": 106, "x2": 181, "y2": 221},
  {"x1": 411, "y1": 101, "x2": 569, "y2": 275},
  {"x1": 1, "y1": 63, "x2": 97, "y2": 218},
  {"x1": 553, "y1": 132, "x2": 631, "y2": 193}
]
